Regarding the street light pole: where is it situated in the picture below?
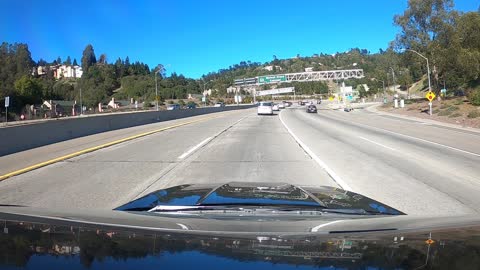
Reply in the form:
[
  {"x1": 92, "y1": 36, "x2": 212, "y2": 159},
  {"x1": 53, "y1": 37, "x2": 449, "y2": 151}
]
[
  {"x1": 405, "y1": 49, "x2": 432, "y2": 114},
  {"x1": 390, "y1": 67, "x2": 396, "y2": 92}
]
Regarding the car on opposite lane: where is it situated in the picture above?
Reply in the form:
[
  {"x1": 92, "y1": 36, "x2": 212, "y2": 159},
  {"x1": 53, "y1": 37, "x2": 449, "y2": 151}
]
[
  {"x1": 278, "y1": 103, "x2": 285, "y2": 109},
  {"x1": 214, "y1": 102, "x2": 225, "y2": 108},
  {"x1": 272, "y1": 104, "x2": 280, "y2": 111},
  {"x1": 257, "y1": 102, "x2": 274, "y2": 115}
]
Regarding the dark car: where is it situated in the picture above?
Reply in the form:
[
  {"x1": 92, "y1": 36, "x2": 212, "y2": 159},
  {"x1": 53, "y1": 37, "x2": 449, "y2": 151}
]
[
  {"x1": 306, "y1": 104, "x2": 317, "y2": 113},
  {"x1": 185, "y1": 103, "x2": 196, "y2": 109},
  {"x1": 298, "y1": 101, "x2": 305, "y2": 105}
]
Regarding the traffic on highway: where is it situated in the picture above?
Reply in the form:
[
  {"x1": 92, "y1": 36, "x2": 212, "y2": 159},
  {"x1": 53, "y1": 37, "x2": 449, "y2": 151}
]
[{"x1": 2, "y1": 0, "x2": 480, "y2": 269}]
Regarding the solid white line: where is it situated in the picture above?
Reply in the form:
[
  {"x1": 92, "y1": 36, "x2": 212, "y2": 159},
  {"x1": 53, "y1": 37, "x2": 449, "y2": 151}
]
[
  {"x1": 349, "y1": 121, "x2": 480, "y2": 158},
  {"x1": 311, "y1": 220, "x2": 343, "y2": 232},
  {"x1": 178, "y1": 137, "x2": 213, "y2": 159},
  {"x1": 278, "y1": 110, "x2": 352, "y2": 191},
  {"x1": 358, "y1": 136, "x2": 397, "y2": 151}
]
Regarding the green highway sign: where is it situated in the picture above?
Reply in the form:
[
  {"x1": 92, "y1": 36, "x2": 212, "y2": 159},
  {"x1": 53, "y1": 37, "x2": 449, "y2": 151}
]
[{"x1": 258, "y1": 75, "x2": 286, "y2": 84}]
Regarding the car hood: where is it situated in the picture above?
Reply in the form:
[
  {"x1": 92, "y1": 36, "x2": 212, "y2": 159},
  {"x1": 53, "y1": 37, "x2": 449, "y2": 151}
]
[{"x1": 115, "y1": 182, "x2": 403, "y2": 215}]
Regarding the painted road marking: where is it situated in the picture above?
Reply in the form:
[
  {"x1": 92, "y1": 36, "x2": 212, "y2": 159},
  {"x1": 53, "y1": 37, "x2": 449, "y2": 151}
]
[
  {"x1": 358, "y1": 136, "x2": 397, "y2": 151},
  {"x1": 278, "y1": 110, "x2": 352, "y2": 191},
  {"x1": 178, "y1": 137, "x2": 213, "y2": 159},
  {"x1": 355, "y1": 122, "x2": 480, "y2": 158},
  {"x1": 321, "y1": 111, "x2": 480, "y2": 158},
  {"x1": 0, "y1": 115, "x2": 224, "y2": 181}
]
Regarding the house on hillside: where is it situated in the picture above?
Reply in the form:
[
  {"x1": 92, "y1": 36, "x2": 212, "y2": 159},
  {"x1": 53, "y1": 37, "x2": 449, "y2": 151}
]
[
  {"x1": 33, "y1": 65, "x2": 83, "y2": 79},
  {"x1": 188, "y1": 93, "x2": 204, "y2": 100},
  {"x1": 42, "y1": 100, "x2": 78, "y2": 117},
  {"x1": 107, "y1": 97, "x2": 131, "y2": 109}
]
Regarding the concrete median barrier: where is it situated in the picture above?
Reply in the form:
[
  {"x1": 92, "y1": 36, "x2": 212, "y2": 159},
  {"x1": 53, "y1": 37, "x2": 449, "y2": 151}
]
[{"x1": 0, "y1": 105, "x2": 254, "y2": 156}]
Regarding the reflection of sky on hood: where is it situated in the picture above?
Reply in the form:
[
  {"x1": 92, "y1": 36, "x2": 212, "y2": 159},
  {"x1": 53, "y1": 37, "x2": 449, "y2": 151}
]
[
  {"x1": 23, "y1": 251, "x2": 340, "y2": 270},
  {"x1": 201, "y1": 192, "x2": 320, "y2": 206}
]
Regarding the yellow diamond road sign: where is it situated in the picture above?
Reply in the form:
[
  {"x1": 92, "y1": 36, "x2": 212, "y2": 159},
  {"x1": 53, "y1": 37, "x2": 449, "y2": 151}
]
[
  {"x1": 425, "y1": 91, "x2": 436, "y2": 102},
  {"x1": 328, "y1": 96, "x2": 334, "y2": 101}
]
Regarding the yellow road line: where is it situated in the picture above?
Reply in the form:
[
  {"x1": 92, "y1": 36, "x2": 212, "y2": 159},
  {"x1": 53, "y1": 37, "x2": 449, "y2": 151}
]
[{"x1": 0, "y1": 114, "x2": 222, "y2": 181}]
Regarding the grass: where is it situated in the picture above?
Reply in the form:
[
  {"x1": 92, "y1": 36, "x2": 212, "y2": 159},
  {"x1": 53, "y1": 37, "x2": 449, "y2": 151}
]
[
  {"x1": 438, "y1": 110, "x2": 452, "y2": 116},
  {"x1": 440, "y1": 103, "x2": 450, "y2": 109},
  {"x1": 449, "y1": 112, "x2": 462, "y2": 118},
  {"x1": 467, "y1": 110, "x2": 480, "y2": 118},
  {"x1": 446, "y1": 106, "x2": 460, "y2": 112},
  {"x1": 453, "y1": 99, "x2": 464, "y2": 105}
]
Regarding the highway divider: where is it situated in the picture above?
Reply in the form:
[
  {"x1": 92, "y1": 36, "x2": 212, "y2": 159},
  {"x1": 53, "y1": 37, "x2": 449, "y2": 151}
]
[{"x1": 0, "y1": 105, "x2": 254, "y2": 156}]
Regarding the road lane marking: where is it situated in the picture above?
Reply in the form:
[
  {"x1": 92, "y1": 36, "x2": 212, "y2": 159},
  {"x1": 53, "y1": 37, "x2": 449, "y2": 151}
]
[
  {"x1": 0, "y1": 115, "x2": 226, "y2": 181},
  {"x1": 278, "y1": 110, "x2": 352, "y2": 191},
  {"x1": 178, "y1": 137, "x2": 213, "y2": 159},
  {"x1": 358, "y1": 136, "x2": 397, "y2": 151},
  {"x1": 320, "y1": 112, "x2": 480, "y2": 158}
]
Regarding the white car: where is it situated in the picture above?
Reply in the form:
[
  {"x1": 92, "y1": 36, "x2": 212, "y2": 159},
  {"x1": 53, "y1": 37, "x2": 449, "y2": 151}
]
[
  {"x1": 257, "y1": 102, "x2": 274, "y2": 115},
  {"x1": 272, "y1": 104, "x2": 280, "y2": 111},
  {"x1": 278, "y1": 103, "x2": 285, "y2": 109},
  {"x1": 214, "y1": 102, "x2": 225, "y2": 107}
]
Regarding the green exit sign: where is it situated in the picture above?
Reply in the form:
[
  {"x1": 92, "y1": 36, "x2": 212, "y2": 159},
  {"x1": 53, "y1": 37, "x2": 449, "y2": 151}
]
[{"x1": 258, "y1": 75, "x2": 286, "y2": 84}]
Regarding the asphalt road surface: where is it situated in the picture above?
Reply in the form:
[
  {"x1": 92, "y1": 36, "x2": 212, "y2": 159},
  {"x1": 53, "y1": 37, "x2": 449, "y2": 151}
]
[{"x1": 1, "y1": 104, "x2": 479, "y2": 216}]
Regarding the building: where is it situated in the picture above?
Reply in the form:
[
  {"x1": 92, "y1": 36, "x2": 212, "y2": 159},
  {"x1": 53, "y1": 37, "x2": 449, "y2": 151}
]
[
  {"x1": 42, "y1": 100, "x2": 78, "y2": 116},
  {"x1": 54, "y1": 65, "x2": 83, "y2": 79},
  {"x1": 188, "y1": 93, "x2": 204, "y2": 100},
  {"x1": 304, "y1": 67, "x2": 314, "y2": 72},
  {"x1": 263, "y1": 65, "x2": 282, "y2": 71},
  {"x1": 226, "y1": 86, "x2": 237, "y2": 94},
  {"x1": 107, "y1": 97, "x2": 131, "y2": 109},
  {"x1": 33, "y1": 65, "x2": 83, "y2": 79}
]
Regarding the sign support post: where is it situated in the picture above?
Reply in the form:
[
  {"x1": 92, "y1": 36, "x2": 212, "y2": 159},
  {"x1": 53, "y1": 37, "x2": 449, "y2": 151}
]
[{"x1": 4, "y1": 96, "x2": 9, "y2": 126}]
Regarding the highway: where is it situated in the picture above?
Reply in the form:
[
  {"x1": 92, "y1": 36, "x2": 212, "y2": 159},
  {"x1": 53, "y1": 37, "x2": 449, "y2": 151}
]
[{"x1": 0, "y1": 104, "x2": 479, "y2": 216}]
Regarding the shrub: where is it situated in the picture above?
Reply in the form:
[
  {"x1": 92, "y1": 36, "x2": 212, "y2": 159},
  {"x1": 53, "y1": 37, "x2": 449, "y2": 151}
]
[
  {"x1": 467, "y1": 110, "x2": 480, "y2": 118},
  {"x1": 468, "y1": 89, "x2": 480, "y2": 106}
]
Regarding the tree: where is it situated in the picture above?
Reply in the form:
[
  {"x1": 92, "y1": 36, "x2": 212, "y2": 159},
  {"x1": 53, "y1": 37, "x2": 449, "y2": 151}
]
[
  {"x1": 65, "y1": 56, "x2": 72, "y2": 65},
  {"x1": 14, "y1": 75, "x2": 43, "y2": 104},
  {"x1": 393, "y1": 0, "x2": 455, "y2": 50},
  {"x1": 73, "y1": 58, "x2": 78, "y2": 66},
  {"x1": 99, "y1": 54, "x2": 107, "y2": 64},
  {"x1": 81, "y1": 44, "x2": 97, "y2": 72},
  {"x1": 57, "y1": 56, "x2": 62, "y2": 65}
]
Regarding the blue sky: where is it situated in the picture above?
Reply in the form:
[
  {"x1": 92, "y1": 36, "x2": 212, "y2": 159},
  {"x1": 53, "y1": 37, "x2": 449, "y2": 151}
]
[{"x1": 1, "y1": 0, "x2": 478, "y2": 78}]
